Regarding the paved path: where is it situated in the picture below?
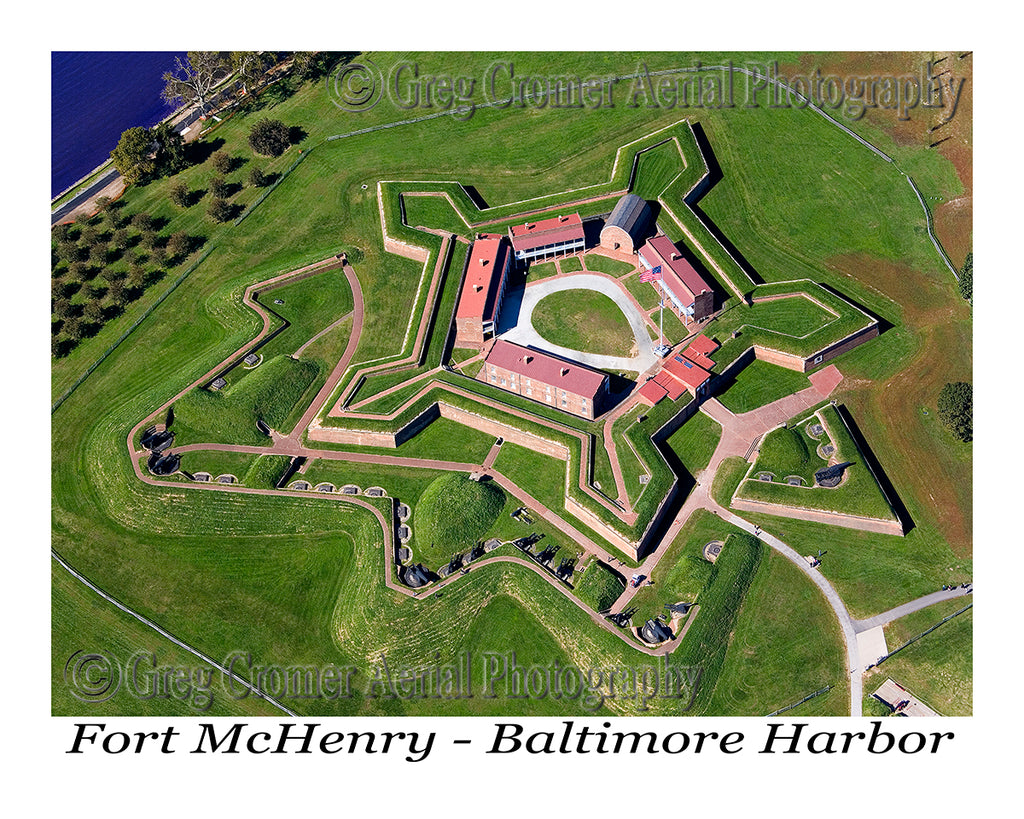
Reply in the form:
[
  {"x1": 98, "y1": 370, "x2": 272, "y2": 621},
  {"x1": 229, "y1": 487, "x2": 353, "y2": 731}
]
[
  {"x1": 852, "y1": 586, "x2": 972, "y2": 633},
  {"x1": 292, "y1": 310, "x2": 352, "y2": 358},
  {"x1": 499, "y1": 273, "x2": 659, "y2": 373}
]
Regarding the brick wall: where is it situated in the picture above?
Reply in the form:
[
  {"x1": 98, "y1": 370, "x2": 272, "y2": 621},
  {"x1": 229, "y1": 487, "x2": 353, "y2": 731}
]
[
  {"x1": 436, "y1": 403, "x2": 568, "y2": 459},
  {"x1": 729, "y1": 497, "x2": 904, "y2": 536},
  {"x1": 564, "y1": 496, "x2": 639, "y2": 561}
]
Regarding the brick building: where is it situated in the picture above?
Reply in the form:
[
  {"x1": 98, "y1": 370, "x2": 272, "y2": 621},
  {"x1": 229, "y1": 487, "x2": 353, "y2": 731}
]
[
  {"x1": 599, "y1": 193, "x2": 653, "y2": 253},
  {"x1": 638, "y1": 235, "x2": 714, "y2": 324},
  {"x1": 482, "y1": 340, "x2": 609, "y2": 420},
  {"x1": 454, "y1": 234, "x2": 512, "y2": 348},
  {"x1": 508, "y1": 213, "x2": 585, "y2": 265}
]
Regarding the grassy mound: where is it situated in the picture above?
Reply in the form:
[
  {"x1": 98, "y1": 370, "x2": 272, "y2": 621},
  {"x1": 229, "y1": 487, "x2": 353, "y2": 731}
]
[
  {"x1": 756, "y1": 425, "x2": 812, "y2": 479},
  {"x1": 416, "y1": 474, "x2": 505, "y2": 557},
  {"x1": 575, "y1": 560, "x2": 626, "y2": 612}
]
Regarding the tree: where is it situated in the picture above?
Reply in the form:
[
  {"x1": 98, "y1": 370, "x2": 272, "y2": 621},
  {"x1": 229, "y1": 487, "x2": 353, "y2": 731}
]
[
  {"x1": 248, "y1": 118, "x2": 290, "y2": 157},
  {"x1": 958, "y1": 251, "x2": 972, "y2": 301},
  {"x1": 248, "y1": 166, "x2": 268, "y2": 188},
  {"x1": 211, "y1": 150, "x2": 231, "y2": 174},
  {"x1": 150, "y1": 122, "x2": 188, "y2": 177},
  {"x1": 110, "y1": 126, "x2": 155, "y2": 185},
  {"x1": 131, "y1": 212, "x2": 154, "y2": 232},
  {"x1": 169, "y1": 181, "x2": 191, "y2": 208},
  {"x1": 162, "y1": 52, "x2": 228, "y2": 117},
  {"x1": 208, "y1": 175, "x2": 228, "y2": 199},
  {"x1": 231, "y1": 51, "x2": 269, "y2": 96},
  {"x1": 208, "y1": 197, "x2": 232, "y2": 223},
  {"x1": 937, "y1": 382, "x2": 972, "y2": 442},
  {"x1": 167, "y1": 231, "x2": 190, "y2": 259}
]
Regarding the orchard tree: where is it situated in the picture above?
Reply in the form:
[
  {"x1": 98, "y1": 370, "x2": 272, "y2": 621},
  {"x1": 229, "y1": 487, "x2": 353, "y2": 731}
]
[
  {"x1": 169, "y1": 181, "x2": 191, "y2": 208},
  {"x1": 211, "y1": 150, "x2": 231, "y2": 174},
  {"x1": 248, "y1": 166, "x2": 268, "y2": 187},
  {"x1": 938, "y1": 382, "x2": 972, "y2": 442},
  {"x1": 150, "y1": 122, "x2": 188, "y2": 176},
  {"x1": 208, "y1": 175, "x2": 228, "y2": 198},
  {"x1": 162, "y1": 52, "x2": 228, "y2": 117},
  {"x1": 208, "y1": 197, "x2": 232, "y2": 223},
  {"x1": 248, "y1": 118, "x2": 290, "y2": 157}
]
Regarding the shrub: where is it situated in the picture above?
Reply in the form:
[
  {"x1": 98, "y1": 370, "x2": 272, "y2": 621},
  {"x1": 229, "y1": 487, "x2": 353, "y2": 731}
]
[
  {"x1": 208, "y1": 175, "x2": 228, "y2": 199},
  {"x1": 167, "y1": 231, "x2": 190, "y2": 258},
  {"x1": 958, "y1": 251, "x2": 972, "y2": 301},
  {"x1": 248, "y1": 166, "x2": 268, "y2": 187},
  {"x1": 937, "y1": 382, "x2": 972, "y2": 442},
  {"x1": 211, "y1": 150, "x2": 232, "y2": 174},
  {"x1": 208, "y1": 197, "x2": 232, "y2": 223},
  {"x1": 170, "y1": 181, "x2": 190, "y2": 208},
  {"x1": 248, "y1": 118, "x2": 290, "y2": 157}
]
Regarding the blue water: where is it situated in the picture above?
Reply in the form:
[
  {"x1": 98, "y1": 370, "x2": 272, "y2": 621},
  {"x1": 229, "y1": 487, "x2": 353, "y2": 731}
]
[{"x1": 51, "y1": 51, "x2": 186, "y2": 197}]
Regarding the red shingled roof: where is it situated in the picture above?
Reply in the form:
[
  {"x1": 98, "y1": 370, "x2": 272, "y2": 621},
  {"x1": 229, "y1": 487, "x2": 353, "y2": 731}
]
[
  {"x1": 637, "y1": 379, "x2": 667, "y2": 405},
  {"x1": 486, "y1": 340, "x2": 606, "y2": 399},
  {"x1": 653, "y1": 370, "x2": 688, "y2": 400},
  {"x1": 686, "y1": 334, "x2": 719, "y2": 356},
  {"x1": 682, "y1": 350, "x2": 715, "y2": 370},
  {"x1": 456, "y1": 235, "x2": 509, "y2": 323},
  {"x1": 639, "y1": 235, "x2": 712, "y2": 305},
  {"x1": 509, "y1": 213, "x2": 584, "y2": 252},
  {"x1": 662, "y1": 352, "x2": 710, "y2": 390}
]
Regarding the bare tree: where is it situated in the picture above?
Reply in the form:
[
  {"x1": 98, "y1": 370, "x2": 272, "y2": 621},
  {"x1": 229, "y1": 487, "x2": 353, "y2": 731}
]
[
  {"x1": 162, "y1": 52, "x2": 228, "y2": 116},
  {"x1": 231, "y1": 51, "x2": 269, "y2": 96}
]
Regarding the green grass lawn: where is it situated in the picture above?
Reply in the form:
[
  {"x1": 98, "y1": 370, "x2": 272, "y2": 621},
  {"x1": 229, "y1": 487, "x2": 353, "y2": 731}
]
[
  {"x1": 623, "y1": 273, "x2": 661, "y2": 310},
  {"x1": 631, "y1": 140, "x2": 685, "y2": 200},
  {"x1": 532, "y1": 289, "x2": 636, "y2": 356},
  {"x1": 179, "y1": 449, "x2": 257, "y2": 480},
  {"x1": 559, "y1": 256, "x2": 584, "y2": 273},
  {"x1": 708, "y1": 550, "x2": 847, "y2": 716},
  {"x1": 716, "y1": 359, "x2": 811, "y2": 413},
  {"x1": 583, "y1": 253, "x2": 636, "y2": 277},
  {"x1": 401, "y1": 193, "x2": 470, "y2": 236},
  {"x1": 665, "y1": 408, "x2": 722, "y2": 477},
  {"x1": 172, "y1": 354, "x2": 320, "y2": 445},
  {"x1": 574, "y1": 560, "x2": 626, "y2": 612},
  {"x1": 526, "y1": 261, "x2": 559, "y2": 280},
  {"x1": 752, "y1": 425, "x2": 815, "y2": 481}
]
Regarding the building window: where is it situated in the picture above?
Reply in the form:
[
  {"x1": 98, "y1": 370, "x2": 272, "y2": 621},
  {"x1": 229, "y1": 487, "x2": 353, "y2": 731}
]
[{"x1": 814, "y1": 355, "x2": 823, "y2": 364}]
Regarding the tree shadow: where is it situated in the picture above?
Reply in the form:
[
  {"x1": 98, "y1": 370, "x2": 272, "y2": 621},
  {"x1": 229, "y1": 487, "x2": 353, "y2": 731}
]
[
  {"x1": 289, "y1": 125, "x2": 308, "y2": 146},
  {"x1": 187, "y1": 136, "x2": 225, "y2": 166}
]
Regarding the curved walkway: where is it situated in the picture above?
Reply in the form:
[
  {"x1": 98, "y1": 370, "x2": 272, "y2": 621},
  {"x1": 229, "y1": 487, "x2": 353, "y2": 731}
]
[{"x1": 500, "y1": 273, "x2": 658, "y2": 373}]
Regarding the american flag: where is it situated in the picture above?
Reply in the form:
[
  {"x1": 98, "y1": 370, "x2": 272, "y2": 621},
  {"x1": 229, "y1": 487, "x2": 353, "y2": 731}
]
[{"x1": 639, "y1": 265, "x2": 662, "y2": 283}]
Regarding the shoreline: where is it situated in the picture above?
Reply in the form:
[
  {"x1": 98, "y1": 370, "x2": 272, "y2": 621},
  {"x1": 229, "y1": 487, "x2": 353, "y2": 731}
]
[{"x1": 51, "y1": 98, "x2": 191, "y2": 206}]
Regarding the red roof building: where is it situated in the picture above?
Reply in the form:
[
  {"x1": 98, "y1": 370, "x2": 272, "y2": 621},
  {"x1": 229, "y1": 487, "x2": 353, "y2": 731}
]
[
  {"x1": 686, "y1": 333, "x2": 719, "y2": 357},
  {"x1": 454, "y1": 235, "x2": 512, "y2": 347},
  {"x1": 638, "y1": 235, "x2": 715, "y2": 324},
  {"x1": 663, "y1": 352, "x2": 711, "y2": 391},
  {"x1": 483, "y1": 340, "x2": 609, "y2": 420},
  {"x1": 637, "y1": 379, "x2": 668, "y2": 406},
  {"x1": 508, "y1": 213, "x2": 585, "y2": 264}
]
